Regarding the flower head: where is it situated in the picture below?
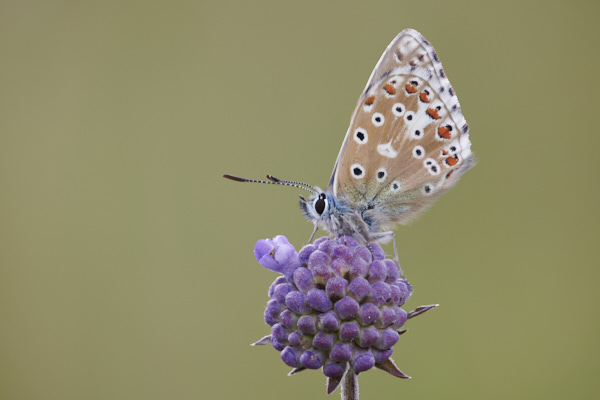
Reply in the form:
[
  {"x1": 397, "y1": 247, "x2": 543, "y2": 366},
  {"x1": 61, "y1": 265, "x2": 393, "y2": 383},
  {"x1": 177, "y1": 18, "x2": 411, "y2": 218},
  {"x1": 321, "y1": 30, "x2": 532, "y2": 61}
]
[{"x1": 252, "y1": 235, "x2": 437, "y2": 394}]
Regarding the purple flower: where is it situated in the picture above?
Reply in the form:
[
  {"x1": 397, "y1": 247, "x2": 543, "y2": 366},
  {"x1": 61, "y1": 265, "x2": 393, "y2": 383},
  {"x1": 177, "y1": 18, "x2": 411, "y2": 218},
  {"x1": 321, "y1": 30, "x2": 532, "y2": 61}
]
[
  {"x1": 254, "y1": 235, "x2": 299, "y2": 274},
  {"x1": 251, "y1": 235, "x2": 437, "y2": 394}
]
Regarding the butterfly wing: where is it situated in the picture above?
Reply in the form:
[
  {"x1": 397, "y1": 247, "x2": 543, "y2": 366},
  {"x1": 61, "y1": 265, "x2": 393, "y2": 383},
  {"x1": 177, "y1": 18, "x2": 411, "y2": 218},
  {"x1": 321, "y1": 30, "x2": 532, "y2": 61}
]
[{"x1": 330, "y1": 29, "x2": 474, "y2": 229}]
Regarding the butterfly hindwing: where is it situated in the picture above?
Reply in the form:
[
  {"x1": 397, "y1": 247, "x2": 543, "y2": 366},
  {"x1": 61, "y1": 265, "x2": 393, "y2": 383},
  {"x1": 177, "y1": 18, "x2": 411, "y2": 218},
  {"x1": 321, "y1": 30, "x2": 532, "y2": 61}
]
[{"x1": 331, "y1": 29, "x2": 474, "y2": 226}]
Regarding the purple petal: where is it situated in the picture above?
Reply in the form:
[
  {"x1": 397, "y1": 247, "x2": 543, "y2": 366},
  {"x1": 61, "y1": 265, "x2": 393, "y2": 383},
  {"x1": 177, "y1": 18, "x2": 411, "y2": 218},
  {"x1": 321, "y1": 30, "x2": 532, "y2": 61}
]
[
  {"x1": 323, "y1": 362, "x2": 346, "y2": 378},
  {"x1": 376, "y1": 306, "x2": 396, "y2": 328},
  {"x1": 307, "y1": 288, "x2": 333, "y2": 312},
  {"x1": 332, "y1": 244, "x2": 352, "y2": 261},
  {"x1": 271, "y1": 337, "x2": 285, "y2": 351},
  {"x1": 312, "y1": 331, "x2": 335, "y2": 350},
  {"x1": 369, "y1": 281, "x2": 391, "y2": 306},
  {"x1": 326, "y1": 276, "x2": 348, "y2": 300},
  {"x1": 280, "y1": 310, "x2": 297, "y2": 329},
  {"x1": 272, "y1": 235, "x2": 292, "y2": 247},
  {"x1": 376, "y1": 327, "x2": 400, "y2": 349},
  {"x1": 348, "y1": 277, "x2": 370, "y2": 302},
  {"x1": 297, "y1": 315, "x2": 317, "y2": 334},
  {"x1": 318, "y1": 310, "x2": 340, "y2": 332},
  {"x1": 271, "y1": 323, "x2": 288, "y2": 341},
  {"x1": 372, "y1": 348, "x2": 394, "y2": 364},
  {"x1": 352, "y1": 349, "x2": 375, "y2": 373},
  {"x1": 368, "y1": 260, "x2": 387, "y2": 283},
  {"x1": 288, "y1": 330, "x2": 302, "y2": 347},
  {"x1": 254, "y1": 239, "x2": 274, "y2": 261},
  {"x1": 393, "y1": 307, "x2": 408, "y2": 329},
  {"x1": 254, "y1": 236, "x2": 298, "y2": 274},
  {"x1": 384, "y1": 260, "x2": 399, "y2": 283},
  {"x1": 281, "y1": 346, "x2": 302, "y2": 367},
  {"x1": 300, "y1": 349, "x2": 326, "y2": 369},
  {"x1": 339, "y1": 321, "x2": 360, "y2": 342},
  {"x1": 358, "y1": 303, "x2": 380, "y2": 326},
  {"x1": 293, "y1": 267, "x2": 315, "y2": 293},
  {"x1": 285, "y1": 291, "x2": 308, "y2": 315},
  {"x1": 368, "y1": 242, "x2": 386, "y2": 260},
  {"x1": 357, "y1": 326, "x2": 378, "y2": 348},
  {"x1": 273, "y1": 237, "x2": 298, "y2": 265},
  {"x1": 298, "y1": 244, "x2": 317, "y2": 263},
  {"x1": 330, "y1": 342, "x2": 353, "y2": 362},
  {"x1": 334, "y1": 296, "x2": 360, "y2": 320},
  {"x1": 353, "y1": 245, "x2": 373, "y2": 263}
]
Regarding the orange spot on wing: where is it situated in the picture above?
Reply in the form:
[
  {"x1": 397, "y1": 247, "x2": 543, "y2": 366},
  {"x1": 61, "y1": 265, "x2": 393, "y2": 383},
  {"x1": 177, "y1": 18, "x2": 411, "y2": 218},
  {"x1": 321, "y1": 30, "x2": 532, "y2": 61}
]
[
  {"x1": 383, "y1": 84, "x2": 396, "y2": 95},
  {"x1": 365, "y1": 95, "x2": 375, "y2": 106},
  {"x1": 405, "y1": 83, "x2": 417, "y2": 94},
  {"x1": 445, "y1": 170, "x2": 454, "y2": 179},
  {"x1": 419, "y1": 92, "x2": 430, "y2": 102},
  {"x1": 437, "y1": 126, "x2": 451, "y2": 139},
  {"x1": 442, "y1": 150, "x2": 449, "y2": 156},
  {"x1": 427, "y1": 108, "x2": 441, "y2": 119},
  {"x1": 445, "y1": 155, "x2": 459, "y2": 166}
]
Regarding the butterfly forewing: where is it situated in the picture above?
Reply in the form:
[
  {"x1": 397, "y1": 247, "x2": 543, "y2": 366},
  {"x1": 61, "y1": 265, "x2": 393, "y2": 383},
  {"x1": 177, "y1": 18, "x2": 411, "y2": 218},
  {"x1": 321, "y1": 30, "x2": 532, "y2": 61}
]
[
  {"x1": 331, "y1": 29, "x2": 474, "y2": 226},
  {"x1": 363, "y1": 29, "x2": 442, "y2": 95}
]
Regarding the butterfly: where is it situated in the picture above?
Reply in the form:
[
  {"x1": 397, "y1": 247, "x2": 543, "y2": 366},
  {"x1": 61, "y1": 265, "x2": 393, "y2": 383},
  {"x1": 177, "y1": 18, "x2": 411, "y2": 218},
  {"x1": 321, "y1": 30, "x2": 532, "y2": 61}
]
[{"x1": 224, "y1": 29, "x2": 474, "y2": 260}]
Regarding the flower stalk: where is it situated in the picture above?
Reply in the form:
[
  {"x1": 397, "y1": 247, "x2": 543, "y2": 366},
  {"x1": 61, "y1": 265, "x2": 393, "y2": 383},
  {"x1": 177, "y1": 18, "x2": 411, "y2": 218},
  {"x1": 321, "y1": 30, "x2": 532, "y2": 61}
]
[{"x1": 340, "y1": 369, "x2": 358, "y2": 400}]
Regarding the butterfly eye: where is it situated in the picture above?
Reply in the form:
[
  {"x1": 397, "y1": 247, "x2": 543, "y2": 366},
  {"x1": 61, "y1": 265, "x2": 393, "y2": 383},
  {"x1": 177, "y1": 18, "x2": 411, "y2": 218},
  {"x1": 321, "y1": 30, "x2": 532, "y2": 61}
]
[{"x1": 314, "y1": 193, "x2": 327, "y2": 215}]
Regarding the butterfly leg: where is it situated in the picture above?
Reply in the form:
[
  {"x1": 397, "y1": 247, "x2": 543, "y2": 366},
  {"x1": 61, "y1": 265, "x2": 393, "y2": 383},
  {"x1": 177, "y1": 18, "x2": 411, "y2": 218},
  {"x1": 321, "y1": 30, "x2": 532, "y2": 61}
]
[
  {"x1": 390, "y1": 232, "x2": 405, "y2": 279},
  {"x1": 307, "y1": 224, "x2": 319, "y2": 244},
  {"x1": 373, "y1": 231, "x2": 405, "y2": 279}
]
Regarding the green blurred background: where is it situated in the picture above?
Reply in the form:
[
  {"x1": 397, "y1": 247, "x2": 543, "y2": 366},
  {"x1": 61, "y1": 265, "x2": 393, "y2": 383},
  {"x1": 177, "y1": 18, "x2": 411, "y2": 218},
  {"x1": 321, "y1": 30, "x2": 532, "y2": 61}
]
[{"x1": 1, "y1": 1, "x2": 599, "y2": 399}]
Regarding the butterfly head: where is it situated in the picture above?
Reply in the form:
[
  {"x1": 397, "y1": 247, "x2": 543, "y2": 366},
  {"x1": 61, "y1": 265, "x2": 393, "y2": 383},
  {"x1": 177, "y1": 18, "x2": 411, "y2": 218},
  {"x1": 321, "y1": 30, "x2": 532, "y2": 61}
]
[
  {"x1": 223, "y1": 173, "x2": 335, "y2": 223},
  {"x1": 299, "y1": 189, "x2": 332, "y2": 224},
  {"x1": 223, "y1": 174, "x2": 346, "y2": 237}
]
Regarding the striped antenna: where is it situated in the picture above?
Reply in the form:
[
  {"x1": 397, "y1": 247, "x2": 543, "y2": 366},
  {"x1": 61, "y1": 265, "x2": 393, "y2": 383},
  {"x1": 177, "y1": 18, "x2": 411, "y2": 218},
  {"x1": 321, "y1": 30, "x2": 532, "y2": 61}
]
[{"x1": 223, "y1": 174, "x2": 317, "y2": 195}]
